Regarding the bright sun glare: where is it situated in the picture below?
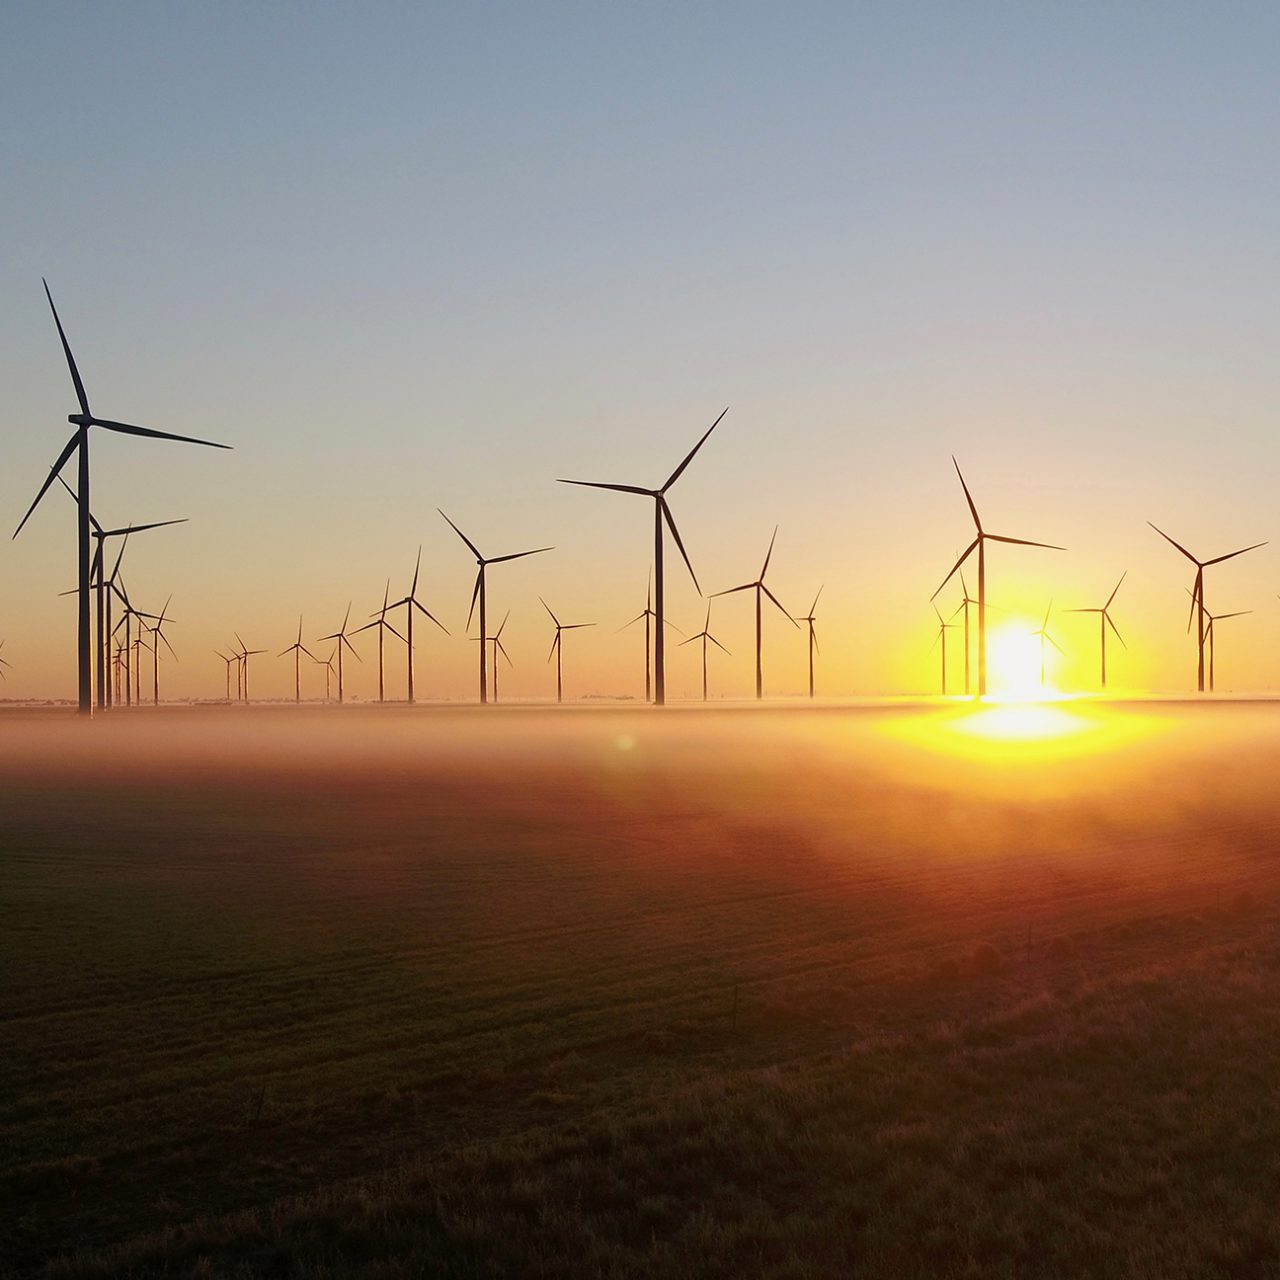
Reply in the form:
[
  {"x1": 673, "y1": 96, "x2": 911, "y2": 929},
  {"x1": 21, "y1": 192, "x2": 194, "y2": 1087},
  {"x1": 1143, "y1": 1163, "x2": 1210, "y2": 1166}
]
[{"x1": 987, "y1": 624, "x2": 1053, "y2": 700}]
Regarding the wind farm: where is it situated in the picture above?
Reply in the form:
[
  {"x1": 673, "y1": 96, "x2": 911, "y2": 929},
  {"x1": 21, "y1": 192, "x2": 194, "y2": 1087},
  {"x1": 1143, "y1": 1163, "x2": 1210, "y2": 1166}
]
[{"x1": 8, "y1": 7, "x2": 1280, "y2": 1279}]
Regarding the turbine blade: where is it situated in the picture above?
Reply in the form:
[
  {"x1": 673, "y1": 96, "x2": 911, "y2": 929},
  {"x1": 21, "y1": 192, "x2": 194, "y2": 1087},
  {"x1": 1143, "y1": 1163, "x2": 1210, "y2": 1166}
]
[
  {"x1": 660, "y1": 497, "x2": 699, "y2": 593},
  {"x1": 985, "y1": 534, "x2": 1066, "y2": 550},
  {"x1": 411, "y1": 545, "x2": 422, "y2": 596},
  {"x1": 467, "y1": 569, "x2": 483, "y2": 630},
  {"x1": 662, "y1": 405, "x2": 728, "y2": 492},
  {"x1": 760, "y1": 525, "x2": 778, "y2": 579},
  {"x1": 808, "y1": 584, "x2": 823, "y2": 615},
  {"x1": 438, "y1": 509, "x2": 483, "y2": 558},
  {"x1": 94, "y1": 418, "x2": 230, "y2": 449},
  {"x1": 1105, "y1": 613, "x2": 1127, "y2": 649},
  {"x1": 539, "y1": 596, "x2": 560, "y2": 626},
  {"x1": 1148, "y1": 521, "x2": 1199, "y2": 565},
  {"x1": 662, "y1": 617, "x2": 686, "y2": 636},
  {"x1": 488, "y1": 546, "x2": 553, "y2": 564},
  {"x1": 1106, "y1": 570, "x2": 1127, "y2": 609},
  {"x1": 617, "y1": 612, "x2": 646, "y2": 633},
  {"x1": 385, "y1": 621, "x2": 407, "y2": 643},
  {"x1": 44, "y1": 280, "x2": 90, "y2": 417},
  {"x1": 952, "y1": 457, "x2": 981, "y2": 533},
  {"x1": 557, "y1": 479, "x2": 654, "y2": 496},
  {"x1": 412, "y1": 599, "x2": 450, "y2": 633},
  {"x1": 763, "y1": 585, "x2": 798, "y2": 626},
  {"x1": 710, "y1": 583, "x2": 756, "y2": 597},
  {"x1": 931, "y1": 539, "x2": 979, "y2": 601},
  {"x1": 1047, "y1": 635, "x2": 1066, "y2": 655},
  {"x1": 14, "y1": 433, "x2": 80, "y2": 539},
  {"x1": 1203, "y1": 541, "x2": 1267, "y2": 567},
  {"x1": 709, "y1": 635, "x2": 732, "y2": 655}
]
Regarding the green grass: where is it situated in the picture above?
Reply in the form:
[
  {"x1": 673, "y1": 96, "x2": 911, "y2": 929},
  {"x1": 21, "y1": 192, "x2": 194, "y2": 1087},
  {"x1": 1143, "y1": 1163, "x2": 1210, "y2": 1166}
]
[{"x1": 3, "y1": 705, "x2": 1280, "y2": 1277}]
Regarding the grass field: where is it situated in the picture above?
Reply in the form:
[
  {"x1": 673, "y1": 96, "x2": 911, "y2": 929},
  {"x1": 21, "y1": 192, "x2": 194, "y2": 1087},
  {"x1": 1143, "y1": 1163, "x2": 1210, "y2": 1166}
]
[{"x1": 4, "y1": 702, "x2": 1280, "y2": 1278}]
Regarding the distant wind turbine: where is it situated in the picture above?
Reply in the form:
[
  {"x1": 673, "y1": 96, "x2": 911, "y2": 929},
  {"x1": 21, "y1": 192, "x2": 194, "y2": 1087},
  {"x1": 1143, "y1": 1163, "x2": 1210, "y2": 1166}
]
[
  {"x1": 440, "y1": 511, "x2": 550, "y2": 704},
  {"x1": 541, "y1": 597, "x2": 595, "y2": 703},
  {"x1": 314, "y1": 648, "x2": 337, "y2": 703},
  {"x1": 149, "y1": 597, "x2": 177, "y2": 705},
  {"x1": 1030, "y1": 601, "x2": 1065, "y2": 687},
  {"x1": 679, "y1": 602, "x2": 730, "y2": 702},
  {"x1": 799, "y1": 586, "x2": 822, "y2": 699},
  {"x1": 353, "y1": 581, "x2": 407, "y2": 703},
  {"x1": 387, "y1": 547, "x2": 449, "y2": 703},
  {"x1": 930, "y1": 603, "x2": 957, "y2": 695},
  {"x1": 215, "y1": 650, "x2": 237, "y2": 703},
  {"x1": 235, "y1": 634, "x2": 267, "y2": 704},
  {"x1": 711, "y1": 527, "x2": 798, "y2": 701},
  {"x1": 14, "y1": 280, "x2": 229, "y2": 715},
  {"x1": 1149, "y1": 523, "x2": 1265, "y2": 693},
  {"x1": 932, "y1": 459, "x2": 1065, "y2": 698},
  {"x1": 472, "y1": 611, "x2": 514, "y2": 703},
  {"x1": 317, "y1": 605, "x2": 362, "y2": 703},
  {"x1": 279, "y1": 617, "x2": 318, "y2": 703},
  {"x1": 1066, "y1": 573, "x2": 1127, "y2": 690},
  {"x1": 559, "y1": 407, "x2": 727, "y2": 705},
  {"x1": 618, "y1": 568, "x2": 683, "y2": 702}
]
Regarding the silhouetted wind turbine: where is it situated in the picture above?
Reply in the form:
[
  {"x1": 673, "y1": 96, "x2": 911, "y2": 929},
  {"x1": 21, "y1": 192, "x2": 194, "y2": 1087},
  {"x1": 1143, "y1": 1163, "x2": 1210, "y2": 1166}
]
[
  {"x1": 559, "y1": 407, "x2": 727, "y2": 706},
  {"x1": 1030, "y1": 601, "x2": 1065, "y2": 687},
  {"x1": 314, "y1": 649, "x2": 337, "y2": 703},
  {"x1": 439, "y1": 511, "x2": 550, "y2": 705},
  {"x1": 353, "y1": 581, "x2": 407, "y2": 703},
  {"x1": 279, "y1": 617, "x2": 318, "y2": 703},
  {"x1": 475, "y1": 611, "x2": 513, "y2": 703},
  {"x1": 711, "y1": 527, "x2": 798, "y2": 700},
  {"x1": 149, "y1": 597, "x2": 177, "y2": 705},
  {"x1": 215, "y1": 651, "x2": 237, "y2": 703},
  {"x1": 235, "y1": 634, "x2": 267, "y2": 704},
  {"x1": 952, "y1": 567, "x2": 982, "y2": 696},
  {"x1": 14, "y1": 281, "x2": 230, "y2": 715},
  {"x1": 317, "y1": 605, "x2": 362, "y2": 703},
  {"x1": 1149, "y1": 523, "x2": 1265, "y2": 693},
  {"x1": 540, "y1": 598, "x2": 595, "y2": 703},
  {"x1": 679, "y1": 602, "x2": 730, "y2": 702},
  {"x1": 932, "y1": 459, "x2": 1065, "y2": 698},
  {"x1": 799, "y1": 586, "x2": 822, "y2": 699},
  {"x1": 56, "y1": 475, "x2": 186, "y2": 709},
  {"x1": 132, "y1": 629, "x2": 151, "y2": 702},
  {"x1": 1066, "y1": 573, "x2": 1127, "y2": 690},
  {"x1": 1206, "y1": 608, "x2": 1250, "y2": 693},
  {"x1": 618, "y1": 568, "x2": 683, "y2": 702},
  {"x1": 930, "y1": 603, "x2": 957, "y2": 695},
  {"x1": 387, "y1": 547, "x2": 449, "y2": 703}
]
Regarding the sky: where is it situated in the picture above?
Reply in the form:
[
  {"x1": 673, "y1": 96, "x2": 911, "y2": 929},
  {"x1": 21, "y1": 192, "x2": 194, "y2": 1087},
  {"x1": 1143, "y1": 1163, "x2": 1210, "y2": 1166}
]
[{"x1": 2, "y1": 2, "x2": 1280, "y2": 702}]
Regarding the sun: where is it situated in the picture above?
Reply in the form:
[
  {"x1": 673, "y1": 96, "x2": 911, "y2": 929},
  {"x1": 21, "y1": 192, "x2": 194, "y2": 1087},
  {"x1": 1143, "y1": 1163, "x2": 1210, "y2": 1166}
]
[{"x1": 986, "y1": 624, "x2": 1052, "y2": 699}]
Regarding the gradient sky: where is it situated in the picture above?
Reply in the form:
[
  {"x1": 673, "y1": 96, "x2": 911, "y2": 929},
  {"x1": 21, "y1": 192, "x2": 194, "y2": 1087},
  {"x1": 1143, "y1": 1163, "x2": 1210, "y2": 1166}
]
[{"x1": 3, "y1": 3, "x2": 1280, "y2": 701}]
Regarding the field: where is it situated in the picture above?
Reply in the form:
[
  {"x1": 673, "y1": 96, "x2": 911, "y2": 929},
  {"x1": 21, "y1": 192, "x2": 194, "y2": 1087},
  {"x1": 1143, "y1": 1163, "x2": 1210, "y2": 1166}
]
[{"x1": 4, "y1": 701, "x2": 1280, "y2": 1278}]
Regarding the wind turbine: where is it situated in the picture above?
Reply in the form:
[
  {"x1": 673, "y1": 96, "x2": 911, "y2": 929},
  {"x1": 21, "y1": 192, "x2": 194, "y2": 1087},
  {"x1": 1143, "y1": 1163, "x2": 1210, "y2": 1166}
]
[
  {"x1": 1066, "y1": 573, "x2": 1127, "y2": 690},
  {"x1": 317, "y1": 605, "x2": 362, "y2": 703},
  {"x1": 472, "y1": 611, "x2": 514, "y2": 703},
  {"x1": 1030, "y1": 601, "x2": 1065, "y2": 688},
  {"x1": 540, "y1": 598, "x2": 595, "y2": 703},
  {"x1": 679, "y1": 602, "x2": 731, "y2": 702},
  {"x1": 215, "y1": 651, "x2": 237, "y2": 703},
  {"x1": 951, "y1": 568, "x2": 982, "y2": 696},
  {"x1": 711, "y1": 527, "x2": 798, "y2": 700},
  {"x1": 1149, "y1": 523, "x2": 1266, "y2": 693},
  {"x1": 799, "y1": 586, "x2": 822, "y2": 699},
  {"x1": 279, "y1": 617, "x2": 318, "y2": 704},
  {"x1": 353, "y1": 581, "x2": 407, "y2": 703},
  {"x1": 559, "y1": 407, "x2": 727, "y2": 706},
  {"x1": 235, "y1": 634, "x2": 268, "y2": 704},
  {"x1": 132, "y1": 629, "x2": 151, "y2": 702},
  {"x1": 14, "y1": 280, "x2": 230, "y2": 715},
  {"x1": 932, "y1": 459, "x2": 1065, "y2": 698},
  {"x1": 618, "y1": 568, "x2": 683, "y2": 702},
  {"x1": 56, "y1": 475, "x2": 186, "y2": 709},
  {"x1": 439, "y1": 511, "x2": 550, "y2": 704},
  {"x1": 1206, "y1": 608, "x2": 1250, "y2": 693},
  {"x1": 314, "y1": 649, "x2": 337, "y2": 703},
  {"x1": 387, "y1": 547, "x2": 449, "y2": 703},
  {"x1": 149, "y1": 597, "x2": 177, "y2": 705},
  {"x1": 930, "y1": 603, "x2": 958, "y2": 695}
]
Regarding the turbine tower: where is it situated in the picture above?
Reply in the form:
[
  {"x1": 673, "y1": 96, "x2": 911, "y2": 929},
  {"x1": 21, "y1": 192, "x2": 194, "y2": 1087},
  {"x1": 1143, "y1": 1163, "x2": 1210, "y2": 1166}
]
[
  {"x1": 932, "y1": 459, "x2": 1065, "y2": 698},
  {"x1": 559, "y1": 407, "x2": 727, "y2": 705},
  {"x1": 679, "y1": 602, "x2": 730, "y2": 702},
  {"x1": 439, "y1": 512, "x2": 549, "y2": 704},
  {"x1": 1149, "y1": 523, "x2": 1265, "y2": 693},
  {"x1": 14, "y1": 281, "x2": 229, "y2": 715},
  {"x1": 711, "y1": 527, "x2": 798, "y2": 700},
  {"x1": 1066, "y1": 573, "x2": 1127, "y2": 690},
  {"x1": 541, "y1": 598, "x2": 595, "y2": 703}
]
